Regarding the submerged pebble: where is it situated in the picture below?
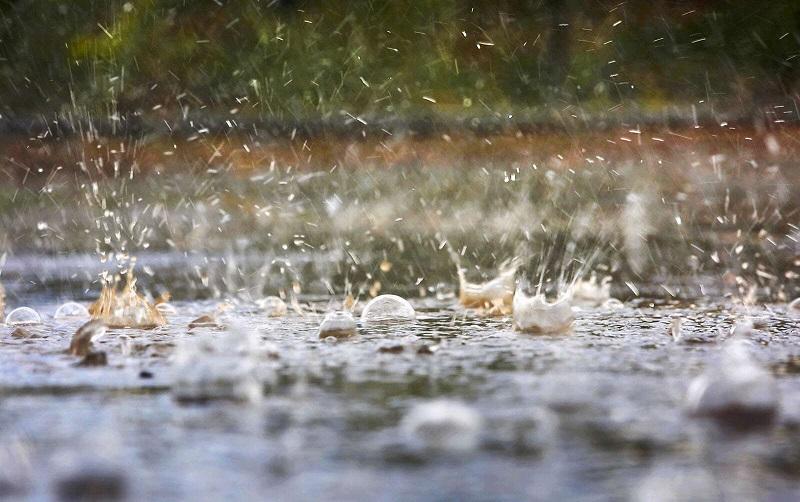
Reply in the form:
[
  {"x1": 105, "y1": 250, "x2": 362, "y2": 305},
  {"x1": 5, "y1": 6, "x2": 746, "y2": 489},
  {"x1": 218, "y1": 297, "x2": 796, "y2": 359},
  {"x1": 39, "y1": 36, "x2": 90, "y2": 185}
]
[
  {"x1": 361, "y1": 294, "x2": 416, "y2": 324},
  {"x1": 318, "y1": 311, "x2": 357, "y2": 338},
  {"x1": 5, "y1": 307, "x2": 42, "y2": 326},
  {"x1": 401, "y1": 400, "x2": 482, "y2": 453},
  {"x1": 686, "y1": 339, "x2": 778, "y2": 427},
  {"x1": 512, "y1": 290, "x2": 573, "y2": 334},
  {"x1": 54, "y1": 302, "x2": 90, "y2": 321}
]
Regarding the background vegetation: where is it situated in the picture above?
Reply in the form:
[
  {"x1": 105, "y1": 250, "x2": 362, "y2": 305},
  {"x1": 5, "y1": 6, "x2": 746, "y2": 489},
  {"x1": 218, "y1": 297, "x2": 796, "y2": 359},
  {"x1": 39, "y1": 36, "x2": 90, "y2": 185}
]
[{"x1": 1, "y1": 0, "x2": 799, "y2": 122}]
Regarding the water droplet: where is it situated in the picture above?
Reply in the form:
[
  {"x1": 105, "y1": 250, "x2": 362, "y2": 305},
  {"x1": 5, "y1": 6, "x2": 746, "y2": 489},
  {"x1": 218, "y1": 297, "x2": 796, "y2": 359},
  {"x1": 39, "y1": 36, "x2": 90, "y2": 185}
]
[
  {"x1": 5, "y1": 307, "x2": 42, "y2": 326},
  {"x1": 360, "y1": 294, "x2": 415, "y2": 324}
]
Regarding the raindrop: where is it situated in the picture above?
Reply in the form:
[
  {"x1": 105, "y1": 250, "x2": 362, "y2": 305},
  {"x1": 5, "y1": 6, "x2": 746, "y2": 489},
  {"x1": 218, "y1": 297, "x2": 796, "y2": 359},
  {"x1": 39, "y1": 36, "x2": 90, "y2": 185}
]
[
  {"x1": 5, "y1": 307, "x2": 42, "y2": 326},
  {"x1": 54, "y1": 302, "x2": 90, "y2": 321},
  {"x1": 318, "y1": 311, "x2": 357, "y2": 338},
  {"x1": 401, "y1": 400, "x2": 482, "y2": 453},
  {"x1": 360, "y1": 294, "x2": 416, "y2": 324}
]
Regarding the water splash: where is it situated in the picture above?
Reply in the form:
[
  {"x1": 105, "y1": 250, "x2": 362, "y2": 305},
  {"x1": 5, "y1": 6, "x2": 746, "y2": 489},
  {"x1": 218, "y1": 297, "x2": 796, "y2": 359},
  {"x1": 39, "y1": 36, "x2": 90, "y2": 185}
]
[
  {"x1": 457, "y1": 258, "x2": 519, "y2": 315},
  {"x1": 570, "y1": 275, "x2": 612, "y2": 308},
  {"x1": 69, "y1": 319, "x2": 107, "y2": 357},
  {"x1": 512, "y1": 289, "x2": 573, "y2": 334},
  {"x1": 258, "y1": 296, "x2": 288, "y2": 317},
  {"x1": 89, "y1": 268, "x2": 165, "y2": 329}
]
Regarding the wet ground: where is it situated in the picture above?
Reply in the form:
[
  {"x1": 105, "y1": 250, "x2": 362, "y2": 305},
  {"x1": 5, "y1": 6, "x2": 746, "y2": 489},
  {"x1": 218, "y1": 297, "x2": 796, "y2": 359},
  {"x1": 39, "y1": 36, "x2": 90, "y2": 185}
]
[{"x1": 2, "y1": 257, "x2": 800, "y2": 501}]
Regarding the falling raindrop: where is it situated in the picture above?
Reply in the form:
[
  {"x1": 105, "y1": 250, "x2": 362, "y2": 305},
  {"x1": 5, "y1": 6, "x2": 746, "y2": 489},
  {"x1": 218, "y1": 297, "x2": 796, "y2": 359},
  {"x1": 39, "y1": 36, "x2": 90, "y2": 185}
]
[{"x1": 512, "y1": 290, "x2": 573, "y2": 334}]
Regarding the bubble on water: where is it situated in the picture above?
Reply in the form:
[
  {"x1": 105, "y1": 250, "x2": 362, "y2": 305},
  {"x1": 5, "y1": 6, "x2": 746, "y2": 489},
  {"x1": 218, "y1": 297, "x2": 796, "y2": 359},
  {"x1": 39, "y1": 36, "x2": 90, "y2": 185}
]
[
  {"x1": 686, "y1": 338, "x2": 778, "y2": 427},
  {"x1": 5, "y1": 307, "x2": 42, "y2": 326},
  {"x1": 512, "y1": 291, "x2": 573, "y2": 334},
  {"x1": 401, "y1": 400, "x2": 482, "y2": 453},
  {"x1": 54, "y1": 302, "x2": 90, "y2": 321},
  {"x1": 318, "y1": 311, "x2": 357, "y2": 338},
  {"x1": 570, "y1": 275, "x2": 611, "y2": 308},
  {"x1": 360, "y1": 294, "x2": 415, "y2": 324},
  {"x1": 603, "y1": 298, "x2": 624, "y2": 310},
  {"x1": 788, "y1": 297, "x2": 800, "y2": 318},
  {"x1": 171, "y1": 329, "x2": 263, "y2": 403},
  {"x1": 258, "y1": 296, "x2": 287, "y2": 317}
]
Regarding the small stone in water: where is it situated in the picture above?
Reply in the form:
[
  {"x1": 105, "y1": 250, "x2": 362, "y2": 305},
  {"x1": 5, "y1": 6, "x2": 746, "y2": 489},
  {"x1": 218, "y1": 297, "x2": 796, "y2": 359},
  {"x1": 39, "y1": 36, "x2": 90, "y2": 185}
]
[
  {"x1": 402, "y1": 400, "x2": 482, "y2": 453},
  {"x1": 4, "y1": 307, "x2": 42, "y2": 326},
  {"x1": 139, "y1": 370, "x2": 154, "y2": 379},
  {"x1": 318, "y1": 311, "x2": 357, "y2": 338},
  {"x1": 259, "y1": 296, "x2": 288, "y2": 317},
  {"x1": 416, "y1": 344, "x2": 440, "y2": 355},
  {"x1": 69, "y1": 319, "x2": 107, "y2": 357},
  {"x1": 188, "y1": 314, "x2": 218, "y2": 329},
  {"x1": 686, "y1": 339, "x2": 778, "y2": 427},
  {"x1": 11, "y1": 327, "x2": 31, "y2": 338},
  {"x1": 53, "y1": 302, "x2": 90, "y2": 321},
  {"x1": 360, "y1": 294, "x2": 415, "y2": 324}
]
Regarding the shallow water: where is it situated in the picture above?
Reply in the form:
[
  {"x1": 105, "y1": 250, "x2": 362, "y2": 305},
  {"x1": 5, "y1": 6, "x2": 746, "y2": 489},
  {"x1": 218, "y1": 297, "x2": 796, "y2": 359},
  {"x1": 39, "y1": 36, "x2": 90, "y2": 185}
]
[{"x1": 2, "y1": 266, "x2": 800, "y2": 500}]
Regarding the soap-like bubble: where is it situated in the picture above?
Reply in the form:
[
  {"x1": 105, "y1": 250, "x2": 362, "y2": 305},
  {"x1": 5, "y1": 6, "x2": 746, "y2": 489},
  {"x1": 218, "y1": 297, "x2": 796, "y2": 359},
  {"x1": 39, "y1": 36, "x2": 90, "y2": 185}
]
[
  {"x1": 54, "y1": 302, "x2": 90, "y2": 321},
  {"x1": 259, "y1": 296, "x2": 287, "y2": 317},
  {"x1": 5, "y1": 307, "x2": 42, "y2": 326},
  {"x1": 360, "y1": 294, "x2": 415, "y2": 324},
  {"x1": 401, "y1": 400, "x2": 482, "y2": 453},
  {"x1": 318, "y1": 311, "x2": 357, "y2": 338}
]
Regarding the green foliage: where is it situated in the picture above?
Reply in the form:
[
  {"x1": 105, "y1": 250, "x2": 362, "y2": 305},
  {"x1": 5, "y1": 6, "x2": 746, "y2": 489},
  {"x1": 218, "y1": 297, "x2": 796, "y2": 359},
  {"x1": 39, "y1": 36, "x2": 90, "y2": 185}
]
[{"x1": 0, "y1": 0, "x2": 798, "y2": 117}]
